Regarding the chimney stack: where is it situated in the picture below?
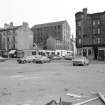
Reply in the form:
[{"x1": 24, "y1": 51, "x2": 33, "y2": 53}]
[{"x1": 83, "y1": 8, "x2": 87, "y2": 15}]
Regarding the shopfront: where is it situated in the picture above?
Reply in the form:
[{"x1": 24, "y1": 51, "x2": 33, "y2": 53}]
[{"x1": 98, "y1": 47, "x2": 105, "y2": 61}]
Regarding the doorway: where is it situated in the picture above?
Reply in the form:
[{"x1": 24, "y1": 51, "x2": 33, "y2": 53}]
[{"x1": 93, "y1": 47, "x2": 98, "y2": 60}]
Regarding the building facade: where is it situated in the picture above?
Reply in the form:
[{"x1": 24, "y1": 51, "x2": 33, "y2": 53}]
[
  {"x1": 0, "y1": 22, "x2": 33, "y2": 57},
  {"x1": 31, "y1": 20, "x2": 72, "y2": 51},
  {"x1": 15, "y1": 22, "x2": 33, "y2": 50},
  {"x1": 75, "y1": 8, "x2": 105, "y2": 60}
]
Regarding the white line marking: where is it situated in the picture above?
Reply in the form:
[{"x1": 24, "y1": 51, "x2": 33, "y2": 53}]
[
  {"x1": 20, "y1": 76, "x2": 40, "y2": 80},
  {"x1": 9, "y1": 74, "x2": 40, "y2": 80},
  {"x1": 10, "y1": 75, "x2": 24, "y2": 78}
]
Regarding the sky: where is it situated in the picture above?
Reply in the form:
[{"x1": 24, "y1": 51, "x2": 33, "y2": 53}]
[{"x1": 0, "y1": 0, "x2": 105, "y2": 36}]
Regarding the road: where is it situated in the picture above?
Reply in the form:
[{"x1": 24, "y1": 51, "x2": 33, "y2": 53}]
[{"x1": 0, "y1": 60, "x2": 105, "y2": 105}]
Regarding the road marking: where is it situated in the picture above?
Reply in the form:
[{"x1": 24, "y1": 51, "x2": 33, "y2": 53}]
[
  {"x1": 10, "y1": 75, "x2": 24, "y2": 78},
  {"x1": 9, "y1": 74, "x2": 40, "y2": 80},
  {"x1": 20, "y1": 76, "x2": 40, "y2": 80}
]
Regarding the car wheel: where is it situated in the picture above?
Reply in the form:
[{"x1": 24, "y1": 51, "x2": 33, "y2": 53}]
[
  {"x1": 82, "y1": 62, "x2": 85, "y2": 66},
  {"x1": 37, "y1": 61, "x2": 40, "y2": 64},
  {"x1": 36, "y1": 61, "x2": 38, "y2": 64},
  {"x1": 28, "y1": 61, "x2": 31, "y2": 63},
  {"x1": 87, "y1": 63, "x2": 89, "y2": 66},
  {"x1": 18, "y1": 61, "x2": 21, "y2": 64},
  {"x1": 24, "y1": 60, "x2": 26, "y2": 63},
  {"x1": 73, "y1": 64, "x2": 75, "y2": 66},
  {"x1": 21, "y1": 61, "x2": 24, "y2": 64},
  {"x1": 33, "y1": 60, "x2": 36, "y2": 63},
  {"x1": 40, "y1": 61, "x2": 43, "y2": 64}
]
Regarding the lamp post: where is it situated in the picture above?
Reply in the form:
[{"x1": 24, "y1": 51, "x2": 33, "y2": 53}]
[
  {"x1": 33, "y1": 42, "x2": 39, "y2": 55},
  {"x1": 81, "y1": 14, "x2": 85, "y2": 56}
]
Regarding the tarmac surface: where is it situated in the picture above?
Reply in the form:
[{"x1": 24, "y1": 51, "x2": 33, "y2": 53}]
[{"x1": 0, "y1": 59, "x2": 105, "y2": 105}]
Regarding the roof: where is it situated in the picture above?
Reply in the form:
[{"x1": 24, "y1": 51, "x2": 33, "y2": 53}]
[
  {"x1": 89, "y1": 11, "x2": 105, "y2": 16},
  {"x1": 75, "y1": 12, "x2": 83, "y2": 16},
  {"x1": 0, "y1": 26, "x2": 22, "y2": 32},
  {"x1": 75, "y1": 10, "x2": 105, "y2": 17},
  {"x1": 31, "y1": 20, "x2": 68, "y2": 29}
]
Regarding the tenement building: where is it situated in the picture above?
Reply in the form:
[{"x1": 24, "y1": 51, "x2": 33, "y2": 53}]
[
  {"x1": 31, "y1": 20, "x2": 72, "y2": 50},
  {"x1": 75, "y1": 8, "x2": 105, "y2": 60},
  {"x1": 0, "y1": 22, "x2": 33, "y2": 58}
]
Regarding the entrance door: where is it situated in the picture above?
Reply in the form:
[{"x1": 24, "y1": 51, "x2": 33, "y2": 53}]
[
  {"x1": 93, "y1": 47, "x2": 98, "y2": 60},
  {"x1": 98, "y1": 50, "x2": 104, "y2": 61}
]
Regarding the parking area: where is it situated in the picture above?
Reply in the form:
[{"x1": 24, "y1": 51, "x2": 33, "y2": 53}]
[{"x1": 0, "y1": 60, "x2": 105, "y2": 105}]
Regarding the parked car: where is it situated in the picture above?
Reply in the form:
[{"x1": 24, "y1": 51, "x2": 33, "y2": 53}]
[
  {"x1": 17, "y1": 55, "x2": 51, "y2": 64},
  {"x1": 72, "y1": 56, "x2": 89, "y2": 66},
  {"x1": 0, "y1": 56, "x2": 8, "y2": 62},
  {"x1": 17, "y1": 57, "x2": 26, "y2": 64},
  {"x1": 35, "y1": 55, "x2": 51, "y2": 64},
  {"x1": 41, "y1": 56, "x2": 51, "y2": 63},
  {"x1": 64, "y1": 55, "x2": 73, "y2": 60},
  {"x1": 17, "y1": 56, "x2": 35, "y2": 64},
  {"x1": 33, "y1": 55, "x2": 42, "y2": 63},
  {"x1": 48, "y1": 55, "x2": 54, "y2": 59},
  {"x1": 25, "y1": 56, "x2": 35, "y2": 63},
  {"x1": 51, "y1": 55, "x2": 62, "y2": 60}
]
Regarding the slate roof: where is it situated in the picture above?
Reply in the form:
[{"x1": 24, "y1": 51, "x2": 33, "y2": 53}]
[{"x1": 31, "y1": 20, "x2": 67, "y2": 29}]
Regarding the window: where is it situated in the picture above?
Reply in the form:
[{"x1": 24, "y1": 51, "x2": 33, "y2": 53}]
[
  {"x1": 55, "y1": 26, "x2": 57, "y2": 30},
  {"x1": 32, "y1": 51, "x2": 36, "y2": 55},
  {"x1": 93, "y1": 38, "x2": 97, "y2": 44},
  {"x1": 98, "y1": 28, "x2": 100, "y2": 34},
  {"x1": 97, "y1": 38, "x2": 101, "y2": 44},
  {"x1": 83, "y1": 49, "x2": 87, "y2": 56},
  {"x1": 78, "y1": 39, "x2": 82, "y2": 44},
  {"x1": 52, "y1": 52, "x2": 55, "y2": 55},
  {"x1": 58, "y1": 25, "x2": 61, "y2": 29},
  {"x1": 46, "y1": 52, "x2": 49, "y2": 55},
  {"x1": 88, "y1": 49, "x2": 92, "y2": 55},
  {"x1": 57, "y1": 52, "x2": 60, "y2": 55},
  {"x1": 63, "y1": 36, "x2": 65, "y2": 41},
  {"x1": 98, "y1": 20, "x2": 100, "y2": 25},
  {"x1": 78, "y1": 21, "x2": 81, "y2": 26},
  {"x1": 37, "y1": 28, "x2": 39, "y2": 31},
  {"x1": 93, "y1": 29, "x2": 95, "y2": 34},
  {"x1": 93, "y1": 20, "x2": 95, "y2": 26},
  {"x1": 39, "y1": 51, "x2": 43, "y2": 55},
  {"x1": 78, "y1": 30, "x2": 81, "y2": 35},
  {"x1": 77, "y1": 21, "x2": 81, "y2": 26},
  {"x1": 13, "y1": 44, "x2": 15, "y2": 49}
]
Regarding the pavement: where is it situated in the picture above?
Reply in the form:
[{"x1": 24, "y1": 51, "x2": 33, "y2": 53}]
[{"x1": 0, "y1": 59, "x2": 105, "y2": 105}]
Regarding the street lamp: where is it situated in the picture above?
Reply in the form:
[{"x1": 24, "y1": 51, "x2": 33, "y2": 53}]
[
  {"x1": 33, "y1": 42, "x2": 39, "y2": 55},
  {"x1": 81, "y1": 14, "x2": 85, "y2": 56}
]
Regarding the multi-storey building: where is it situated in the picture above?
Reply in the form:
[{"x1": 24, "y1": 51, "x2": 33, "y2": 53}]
[
  {"x1": 75, "y1": 8, "x2": 105, "y2": 60},
  {"x1": 0, "y1": 22, "x2": 33, "y2": 57},
  {"x1": 0, "y1": 23, "x2": 18, "y2": 56},
  {"x1": 31, "y1": 20, "x2": 72, "y2": 50}
]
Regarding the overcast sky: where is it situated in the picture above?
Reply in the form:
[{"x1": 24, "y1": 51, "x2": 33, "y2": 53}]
[{"x1": 0, "y1": 0, "x2": 105, "y2": 36}]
